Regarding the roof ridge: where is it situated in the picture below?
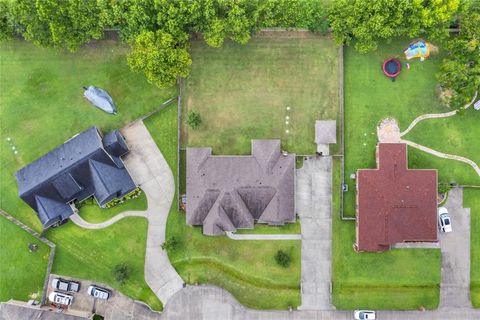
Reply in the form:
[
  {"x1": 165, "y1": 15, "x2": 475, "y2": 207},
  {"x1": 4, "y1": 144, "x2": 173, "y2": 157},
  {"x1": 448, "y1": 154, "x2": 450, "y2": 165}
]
[{"x1": 88, "y1": 159, "x2": 112, "y2": 195}]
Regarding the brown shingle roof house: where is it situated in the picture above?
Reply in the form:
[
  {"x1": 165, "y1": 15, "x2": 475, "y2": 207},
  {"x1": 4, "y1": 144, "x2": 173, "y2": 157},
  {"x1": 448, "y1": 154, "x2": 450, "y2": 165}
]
[
  {"x1": 355, "y1": 143, "x2": 438, "y2": 252},
  {"x1": 186, "y1": 140, "x2": 295, "y2": 235}
]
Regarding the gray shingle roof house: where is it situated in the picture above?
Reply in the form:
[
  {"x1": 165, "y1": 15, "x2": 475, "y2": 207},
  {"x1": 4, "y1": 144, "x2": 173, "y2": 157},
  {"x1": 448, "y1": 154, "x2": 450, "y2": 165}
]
[
  {"x1": 15, "y1": 127, "x2": 136, "y2": 229},
  {"x1": 186, "y1": 140, "x2": 295, "y2": 235}
]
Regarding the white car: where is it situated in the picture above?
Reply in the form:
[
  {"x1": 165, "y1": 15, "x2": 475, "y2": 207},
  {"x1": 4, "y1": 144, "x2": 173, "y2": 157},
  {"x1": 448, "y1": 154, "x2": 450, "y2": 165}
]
[
  {"x1": 48, "y1": 291, "x2": 73, "y2": 306},
  {"x1": 438, "y1": 207, "x2": 452, "y2": 233},
  {"x1": 354, "y1": 310, "x2": 376, "y2": 320},
  {"x1": 87, "y1": 285, "x2": 110, "y2": 300}
]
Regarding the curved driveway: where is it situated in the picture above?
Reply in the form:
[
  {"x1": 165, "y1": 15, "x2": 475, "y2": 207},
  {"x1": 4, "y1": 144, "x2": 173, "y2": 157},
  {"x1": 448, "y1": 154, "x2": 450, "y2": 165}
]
[{"x1": 70, "y1": 120, "x2": 184, "y2": 306}]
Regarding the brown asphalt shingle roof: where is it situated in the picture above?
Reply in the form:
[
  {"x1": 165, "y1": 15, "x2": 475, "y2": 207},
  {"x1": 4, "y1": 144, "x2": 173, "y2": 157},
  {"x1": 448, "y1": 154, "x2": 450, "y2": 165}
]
[
  {"x1": 356, "y1": 143, "x2": 438, "y2": 252},
  {"x1": 186, "y1": 140, "x2": 295, "y2": 235}
]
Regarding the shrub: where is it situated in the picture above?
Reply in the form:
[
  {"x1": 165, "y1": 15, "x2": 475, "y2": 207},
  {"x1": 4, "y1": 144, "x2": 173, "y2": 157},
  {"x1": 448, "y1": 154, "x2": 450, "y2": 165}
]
[
  {"x1": 438, "y1": 182, "x2": 453, "y2": 194},
  {"x1": 186, "y1": 110, "x2": 202, "y2": 130},
  {"x1": 161, "y1": 236, "x2": 179, "y2": 252},
  {"x1": 113, "y1": 263, "x2": 131, "y2": 284},
  {"x1": 275, "y1": 250, "x2": 291, "y2": 268}
]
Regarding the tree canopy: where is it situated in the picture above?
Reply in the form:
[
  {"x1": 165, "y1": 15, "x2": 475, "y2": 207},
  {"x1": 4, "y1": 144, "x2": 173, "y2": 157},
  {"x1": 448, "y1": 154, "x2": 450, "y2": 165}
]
[
  {"x1": 437, "y1": 1, "x2": 480, "y2": 108},
  {"x1": 13, "y1": 0, "x2": 104, "y2": 51},
  {"x1": 1, "y1": 0, "x2": 474, "y2": 91},
  {"x1": 329, "y1": 0, "x2": 460, "y2": 52},
  {"x1": 127, "y1": 30, "x2": 192, "y2": 88}
]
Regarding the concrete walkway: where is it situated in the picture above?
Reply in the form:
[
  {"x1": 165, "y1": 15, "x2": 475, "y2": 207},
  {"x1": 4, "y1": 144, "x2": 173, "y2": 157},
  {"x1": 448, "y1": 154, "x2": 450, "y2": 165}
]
[
  {"x1": 70, "y1": 211, "x2": 147, "y2": 229},
  {"x1": 225, "y1": 231, "x2": 301, "y2": 240},
  {"x1": 401, "y1": 139, "x2": 480, "y2": 177},
  {"x1": 439, "y1": 188, "x2": 471, "y2": 309},
  {"x1": 400, "y1": 91, "x2": 478, "y2": 137},
  {"x1": 70, "y1": 121, "x2": 183, "y2": 306},
  {"x1": 296, "y1": 156, "x2": 334, "y2": 310}
]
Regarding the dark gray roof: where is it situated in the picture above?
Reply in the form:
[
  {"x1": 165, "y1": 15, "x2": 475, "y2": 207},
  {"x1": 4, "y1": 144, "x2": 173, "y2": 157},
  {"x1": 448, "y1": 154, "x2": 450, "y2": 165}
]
[
  {"x1": 16, "y1": 127, "x2": 102, "y2": 195},
  {"x1": 0, "y1": 302, "x2": 87, "y2": 320},
  {"x1": 103, "y1": 130, "x2": 129, "y2": 158},
  {"x1": 186, "y1": 140, "x2": 295, "y2": 235},
  {"x1": 15, "y1": 127, "x2": 136, "y2": 228},
  {"x1": 315, "y1": 120, "x2": 336, "y2": 144}
]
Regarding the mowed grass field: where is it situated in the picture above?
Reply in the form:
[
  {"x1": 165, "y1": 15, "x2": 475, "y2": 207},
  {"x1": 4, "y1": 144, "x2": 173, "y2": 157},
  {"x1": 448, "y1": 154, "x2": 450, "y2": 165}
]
[
  {"x1": 0, "y1": 216, "x2": 50, "y2": 302},
  {"x1": 0, "y1": 40, "x2": 175, "y2": 309},
  {"x1": 182, "y1": 35, "x2": 339, "y2": 155},
  {"x1": 78, "y1": 191, "x2": 147, "y2": 223},
  {"x1": 145, "y1": 104, "x2": 301, "y2": 310},
  {"x1": 338, "y1": 38, "x2": 443, "y2": 309},
  {"x1": 466, "y1": 189, "x2": 480, "y2": 307},
  {"x1": 403, "y1": 107, "x2": 480, "y2": 185}
]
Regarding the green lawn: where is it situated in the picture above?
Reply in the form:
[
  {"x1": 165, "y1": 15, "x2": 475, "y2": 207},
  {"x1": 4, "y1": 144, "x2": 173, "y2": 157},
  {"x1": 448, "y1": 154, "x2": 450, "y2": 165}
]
[
  {"x1": 403, "y1": 107, "x2": 480, "y2": 185},
  {"x1": 0, "y1": 40, "x2": 175, "y2": 309},
  {"x1": 145, "y1": 104, "x2": 301, "y2": 310},
  {"x1": 338, "y1": 38, "x2": 443, "y2": 309},
  {"x1": 78, "y1": 192, "x2": 147, "y2": 224},
  {"x1": 0, "y1": 216, "x2": 50, "y2": 302},
  {"x1": 182, "y1": 35, "x2": 339, "y2": 155},
  {"x1": 343, "y1": 38, "x2": 449, "y2": 217}
]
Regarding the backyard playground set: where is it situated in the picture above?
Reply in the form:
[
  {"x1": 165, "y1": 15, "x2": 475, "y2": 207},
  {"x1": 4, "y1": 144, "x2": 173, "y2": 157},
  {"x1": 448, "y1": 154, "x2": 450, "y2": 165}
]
[{"x1": 382, "y1": 40, "x2": 432, "y2": 81}]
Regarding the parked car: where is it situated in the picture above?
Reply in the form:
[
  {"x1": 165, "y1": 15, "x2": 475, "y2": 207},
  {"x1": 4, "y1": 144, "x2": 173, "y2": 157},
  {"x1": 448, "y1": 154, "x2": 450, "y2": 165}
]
[
  {"x1": 438, "y1": 207, "x2": 452, "y2": 233},
  {"x1": 87, "y1": 285, "x2": 110, "y2": 300},
  {"x1": 52, "y1": 278, "x2": 80, "y2": 292},
  {"x1": 48, "y1": 291, "x2": 73, "y2": 306},
  {"x1": 354, "y1": 310, "x2": 376, "y2": 320}
]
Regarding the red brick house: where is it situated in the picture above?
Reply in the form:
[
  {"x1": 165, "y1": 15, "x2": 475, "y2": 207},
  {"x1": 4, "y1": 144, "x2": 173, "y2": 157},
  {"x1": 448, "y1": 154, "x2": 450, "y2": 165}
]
[{"x1": 355, "y1": 143, "x2": 438, "y2": 252}]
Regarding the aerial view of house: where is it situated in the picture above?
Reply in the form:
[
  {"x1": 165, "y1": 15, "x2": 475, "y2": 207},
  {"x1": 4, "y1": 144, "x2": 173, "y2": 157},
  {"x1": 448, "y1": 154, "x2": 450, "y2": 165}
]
[
  {"x1": 0, "y1": 1, "x2": 479, "y2": 320},
  {"x1": 186, "y1": 140, "x2": 295, "y2": 235},
  {"x1": 355, "y1": 143, "x2": 438, "y2": 252},
  {"x1": 15, "y1": 127, "x2": 136, "y2": 228}
]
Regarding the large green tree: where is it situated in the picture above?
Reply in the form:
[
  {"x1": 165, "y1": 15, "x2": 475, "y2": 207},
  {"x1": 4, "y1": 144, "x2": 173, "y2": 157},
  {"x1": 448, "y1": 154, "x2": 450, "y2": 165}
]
[
  {"x1": 127, "y1": 30, "x2": 192, "y2": 88},
  {"x1": 438, "y1": 1, "x2": 480, "y2": 108},
  {"x1": 0, "y1": 0, "x2": 15, "y2": 41},
  {"x1": 329, "y1": 0, "x2": 460, "y2": 52},
  {"x1": 13, "y1": 0, "x2": 104, "y2": 51},
  {"x1": 155, "y1": 0, "x2": 201, "y2": 43},
  {"x1": 108, "y1": 0, "x2": 158, "y2": 41}
]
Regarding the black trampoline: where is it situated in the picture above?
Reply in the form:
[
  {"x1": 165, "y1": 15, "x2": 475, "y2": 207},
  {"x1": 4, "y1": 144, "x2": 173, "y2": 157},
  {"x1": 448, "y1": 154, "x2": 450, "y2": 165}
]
[{"x1": 382, "y1": 58, "x2": 401, "y2": 81}]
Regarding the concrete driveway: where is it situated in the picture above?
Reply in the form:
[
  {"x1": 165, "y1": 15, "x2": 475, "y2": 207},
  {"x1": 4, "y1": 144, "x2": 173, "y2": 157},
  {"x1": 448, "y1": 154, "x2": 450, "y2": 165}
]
[
  {"x1": 295, "y1": 156, "x2": 334, "y2": 310},
  {"x1": 46, "y1": 274, "x2": 161, "y2": 320},
  {"x1": 439, "y1": 188, "x2": 471, "y2": 308},
  {"x1": 70, "y1": 120, "x2": 184, "y2": 306}
]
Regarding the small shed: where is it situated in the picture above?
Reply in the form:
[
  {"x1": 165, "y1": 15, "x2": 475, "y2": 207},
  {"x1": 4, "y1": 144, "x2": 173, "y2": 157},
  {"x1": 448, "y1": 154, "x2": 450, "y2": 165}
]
[
  {"x1": 315, "y1": 120, "x2": 336, "y2": 155},
  {"x1": 315, "y1": 120, "x2": 337, "y2": 144}
]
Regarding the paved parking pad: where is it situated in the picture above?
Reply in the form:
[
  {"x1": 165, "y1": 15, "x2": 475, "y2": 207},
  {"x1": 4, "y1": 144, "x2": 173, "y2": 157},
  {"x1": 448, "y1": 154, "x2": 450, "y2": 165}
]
[
  {"x1": 439, "y1": 188, "x2": 471, "y2": 308},
  {"x1": 46, "y1": 274, "x2": 161, "y2": 320}
]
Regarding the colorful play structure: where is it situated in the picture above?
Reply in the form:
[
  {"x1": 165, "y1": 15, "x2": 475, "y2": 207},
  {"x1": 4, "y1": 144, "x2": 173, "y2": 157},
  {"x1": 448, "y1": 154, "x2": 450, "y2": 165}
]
[
  {"x1": 404, "y1": 40, "x2": 431, "y2": 61},
  {"x1": 382, "y1": 58, "x2": 401, "y2": 81}
]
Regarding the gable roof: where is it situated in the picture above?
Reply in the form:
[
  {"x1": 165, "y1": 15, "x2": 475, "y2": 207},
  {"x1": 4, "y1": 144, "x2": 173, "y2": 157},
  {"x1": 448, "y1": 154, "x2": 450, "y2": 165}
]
[
  {"x1": 356, "y1": 143, "x2": 438, "y2": 252},
  {"x1": 16, "y1": 127, "x2": 103, "y2": 196},
  {"x1": 186, "y1": 140, "x2": 295, "y2": 235},
  {"x1": 15, "y1": 127, "x2": 136, "y2": 228}
]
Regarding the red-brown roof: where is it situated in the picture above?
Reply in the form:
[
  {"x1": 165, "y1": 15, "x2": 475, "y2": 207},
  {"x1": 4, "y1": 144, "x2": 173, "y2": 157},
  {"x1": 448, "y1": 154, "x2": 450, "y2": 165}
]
[{"x1": 356, "y1": 143, "x2": 437, "y2": 252}]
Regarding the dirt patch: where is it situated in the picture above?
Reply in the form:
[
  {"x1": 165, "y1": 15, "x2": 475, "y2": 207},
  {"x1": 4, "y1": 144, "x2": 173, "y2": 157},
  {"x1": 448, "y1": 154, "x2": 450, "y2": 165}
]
[
  {"x1": 438, "y1": 86, "x2": 454, "y2": 107},
  {"x1": 377, "y1": 117, "x2": 401, "y2": 143}
]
